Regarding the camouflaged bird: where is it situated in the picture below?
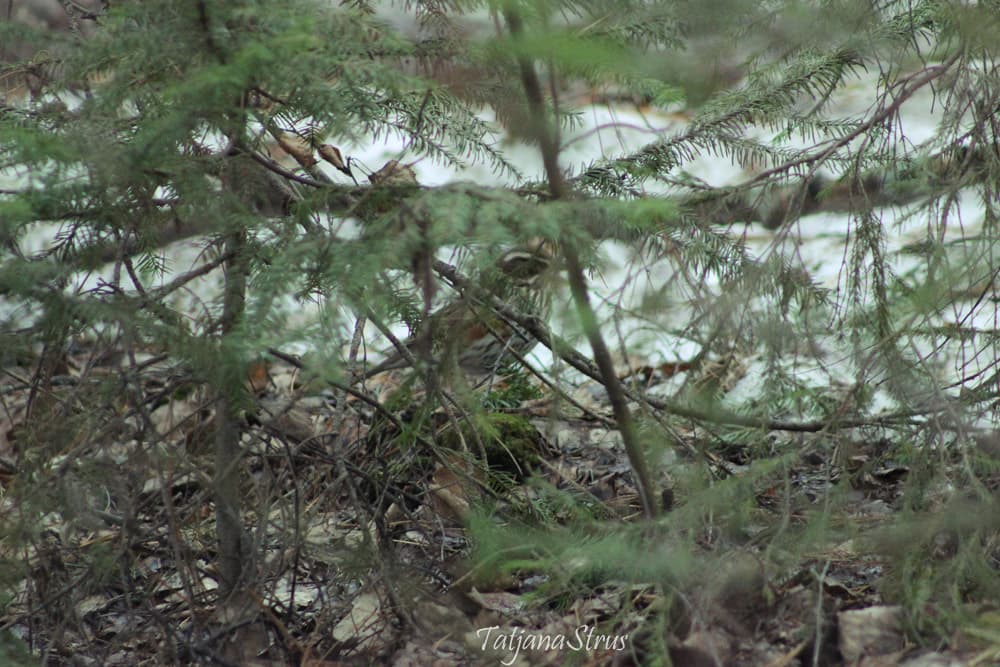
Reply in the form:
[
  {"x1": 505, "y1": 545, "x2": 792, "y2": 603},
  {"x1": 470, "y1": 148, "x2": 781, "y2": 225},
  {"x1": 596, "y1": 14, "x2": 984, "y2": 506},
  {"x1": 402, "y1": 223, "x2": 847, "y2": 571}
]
[{"x1": 363, "y1": 240, "x2": 556, "y2": 380}]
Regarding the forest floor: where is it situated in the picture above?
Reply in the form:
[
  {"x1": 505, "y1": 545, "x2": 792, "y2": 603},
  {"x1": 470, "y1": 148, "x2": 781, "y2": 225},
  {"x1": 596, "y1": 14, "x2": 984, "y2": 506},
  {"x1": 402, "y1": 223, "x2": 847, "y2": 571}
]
[{"x1": 3, "y1": 342, "x2": 994, "y2": 666}]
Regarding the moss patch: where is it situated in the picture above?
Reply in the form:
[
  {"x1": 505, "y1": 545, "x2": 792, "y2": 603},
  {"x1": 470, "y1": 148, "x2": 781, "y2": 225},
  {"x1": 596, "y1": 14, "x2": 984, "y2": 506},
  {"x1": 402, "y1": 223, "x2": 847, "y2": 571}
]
[{"x1": 440, "y1": 412, "x2": 544, "y2": 479}]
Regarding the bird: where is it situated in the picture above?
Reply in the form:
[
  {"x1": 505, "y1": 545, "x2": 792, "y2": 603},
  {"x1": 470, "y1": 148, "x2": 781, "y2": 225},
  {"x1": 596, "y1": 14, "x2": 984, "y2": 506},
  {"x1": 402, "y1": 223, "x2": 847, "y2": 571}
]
[
  {"x1": 367, "y1": 159, "x2": 418, "y2": 186},
  {"x1": 362, "y1": 239, "x2": 557, "y2": 381}
]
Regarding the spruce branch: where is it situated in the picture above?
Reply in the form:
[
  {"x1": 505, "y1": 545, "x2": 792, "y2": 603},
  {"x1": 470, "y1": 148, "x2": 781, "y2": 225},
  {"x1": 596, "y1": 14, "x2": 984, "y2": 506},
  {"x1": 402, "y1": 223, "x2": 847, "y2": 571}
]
[
  {"x1": 432, "y1": 258, "x2": 939, "y2": 434},
  {"x1": 503, "y1": 5, "x2": 658, "y2": 519}
]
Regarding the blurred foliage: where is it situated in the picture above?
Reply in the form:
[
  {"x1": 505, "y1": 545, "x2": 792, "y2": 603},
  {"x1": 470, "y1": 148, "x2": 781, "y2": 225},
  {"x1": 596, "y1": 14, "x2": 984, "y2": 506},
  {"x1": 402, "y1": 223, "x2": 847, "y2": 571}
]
[{"x1": 2, "y1": 0, "x2": 1000, "y2": 663}]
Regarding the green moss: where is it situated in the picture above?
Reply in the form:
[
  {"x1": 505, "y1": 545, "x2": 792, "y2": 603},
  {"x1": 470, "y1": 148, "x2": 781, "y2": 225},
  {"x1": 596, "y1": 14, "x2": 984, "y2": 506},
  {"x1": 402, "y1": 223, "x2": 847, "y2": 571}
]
[
  {"x1": 481, "y1": 369, "x2": 544, "y2": 410},
  {"x1": 440, "y1": 412, "x2": 543, "y2": 479}
]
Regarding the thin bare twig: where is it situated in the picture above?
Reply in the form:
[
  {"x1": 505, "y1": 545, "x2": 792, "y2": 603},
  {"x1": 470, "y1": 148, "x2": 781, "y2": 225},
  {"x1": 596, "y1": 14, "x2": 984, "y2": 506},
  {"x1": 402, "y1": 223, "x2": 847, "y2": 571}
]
[{"x1": 504, "y1": 6, "x2": 659, "y2": 518}]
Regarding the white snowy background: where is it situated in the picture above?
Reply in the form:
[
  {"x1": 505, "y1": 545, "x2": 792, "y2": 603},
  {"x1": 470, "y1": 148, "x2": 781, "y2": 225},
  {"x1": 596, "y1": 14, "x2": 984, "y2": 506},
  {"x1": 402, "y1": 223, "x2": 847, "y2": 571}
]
[{"x1": 2, "y1": 58, "x2": 991, "y2": 422}]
